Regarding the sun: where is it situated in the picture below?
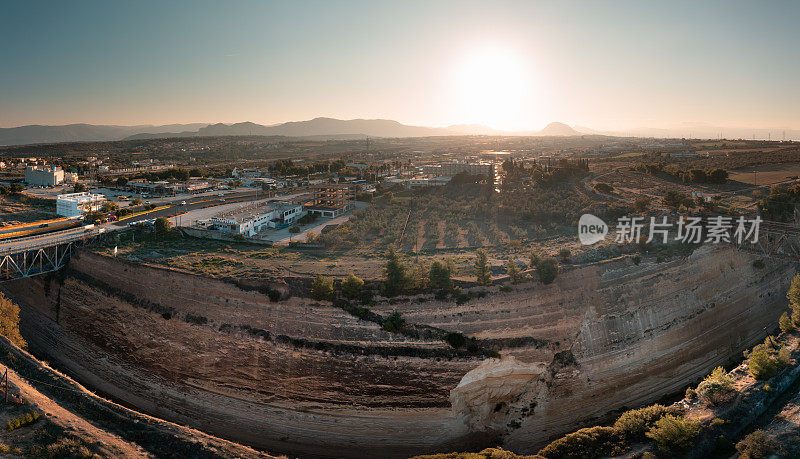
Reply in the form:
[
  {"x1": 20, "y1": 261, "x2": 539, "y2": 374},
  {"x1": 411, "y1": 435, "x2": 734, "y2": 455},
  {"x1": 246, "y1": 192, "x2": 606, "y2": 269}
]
[{"x1": 452, "y1": 46, "x2": 537, "y2": 131}]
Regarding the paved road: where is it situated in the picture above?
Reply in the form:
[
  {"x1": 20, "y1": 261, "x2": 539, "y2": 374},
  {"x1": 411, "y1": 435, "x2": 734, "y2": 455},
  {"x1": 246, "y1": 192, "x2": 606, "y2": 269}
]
[{"x1": 0, "y1": 225, "x2": 102, "y2": 254}]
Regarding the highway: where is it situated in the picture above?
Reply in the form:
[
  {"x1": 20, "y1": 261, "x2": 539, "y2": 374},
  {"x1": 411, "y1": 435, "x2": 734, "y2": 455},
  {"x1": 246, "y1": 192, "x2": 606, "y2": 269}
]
[
  {"x1": 0, "y1": 188, "x2": 307, "y2": 253},
  {"x1": 0, "y1": 225, "x2": 102, "y2": 255}
]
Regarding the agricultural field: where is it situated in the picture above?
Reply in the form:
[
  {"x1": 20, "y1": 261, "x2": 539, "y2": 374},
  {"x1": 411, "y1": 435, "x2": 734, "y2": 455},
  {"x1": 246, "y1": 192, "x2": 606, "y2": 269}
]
[
  {"x1": 728, "y1": 163, "x2": 800, "y2": 186},
  {"x1": 318, "y1": 180, "x2": 596, "y2": 253}
]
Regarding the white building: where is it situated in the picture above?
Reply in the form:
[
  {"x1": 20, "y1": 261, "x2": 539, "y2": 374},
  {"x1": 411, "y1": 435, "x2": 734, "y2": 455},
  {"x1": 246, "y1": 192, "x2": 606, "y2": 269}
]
[
  {"x1": 56, "y1": 192, "x2": 106, "y2": 217},
  {"x1": 25, "y1": 166, "x2": 65, "y2": 186},
  {"x1": 208, "y1": 203, "x2": 305, "y2": 236}
]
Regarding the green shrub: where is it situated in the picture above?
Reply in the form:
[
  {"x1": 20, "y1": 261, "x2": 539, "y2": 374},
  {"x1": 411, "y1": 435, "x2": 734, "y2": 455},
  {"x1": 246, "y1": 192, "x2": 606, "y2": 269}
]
[
  {"x1": 537, "y1": 426, "x2": 625, "y2": 458},
  {"x1": 736, "y1": 430, "x2": 773, "y2": 459},
  {"x1": 446, "y1": 332, "x2": 466, "y2": 348},
  {"x1": 6, "y1": 412, "x2": 40, "y2": 431},
  {"x1": 341, "y1": 274, "x2": 364, "y2": 300},
  {"x1": 505, "y1": 258, "x2": 522, "y2": 284},
  {"x1": 594, "y1": 182, "x2": 613, "y2": 194},
  {"x1": 779, "y1": 311, "x2": 795, "y2": 332},
  {"x1": 613, "y1": 404, "x2": 669, "y2": 439},
  {"x1": 474, "y1": 249, "x2": 492, "y2": 286},
  {"x1": 752, "y1": 259, "x2": 765, "y2": 269},
  {"x1": 645, "y1": 414, "x2": 701, "y2": 452},
  {"x1": 536, "y1": 257, "x2": 558, "y2": 284},
  {"x1": 384, "y1": 246, "x2": 410, "y2": 296},
  {"x1": 429, "y1": 260, "x2": 453, "y2": 291},
  {"x1": 311, "y1": 275, "x2": 335, "y2": 301},
  {"x1": 558, "y1": 248, "x2": 571, "y2": 263},
  {"x1": 748, "y1": 347, "x2": 778, "y2": 380},
  {"x1": 747, "y1": 339, "x2": 790, "y2": 381},
  {"x1": 0, "y1": 293, "x2": 26, "y2": 349},
  {"x1": 383, "y1": 311, "x2": 405, "y2": 333},
  {"x1": 697, "y1": 366, "x2": 735, "y2": 406}
]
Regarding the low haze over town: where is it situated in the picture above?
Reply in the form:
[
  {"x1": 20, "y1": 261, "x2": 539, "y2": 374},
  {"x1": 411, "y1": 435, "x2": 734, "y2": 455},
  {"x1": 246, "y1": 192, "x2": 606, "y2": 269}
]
[{"x1": 0, "y1": 1, "x2": 799, "y2": 458}]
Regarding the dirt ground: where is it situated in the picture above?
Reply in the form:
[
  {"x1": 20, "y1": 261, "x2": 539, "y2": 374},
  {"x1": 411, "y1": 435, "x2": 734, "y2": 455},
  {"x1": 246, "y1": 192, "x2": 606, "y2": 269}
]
[
  {"x1": 0, "y1": 195, "x2": 56, "y2": 225},
  {"x1": 0, "y1": 363, "x2": 149, "y2": 457}
]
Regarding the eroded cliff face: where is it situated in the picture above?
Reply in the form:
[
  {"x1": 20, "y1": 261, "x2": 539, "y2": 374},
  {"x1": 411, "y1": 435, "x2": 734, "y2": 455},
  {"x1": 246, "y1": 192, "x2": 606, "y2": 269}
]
[{"x1": 1, "y1": 245, "x2": 794, "y2": 457}]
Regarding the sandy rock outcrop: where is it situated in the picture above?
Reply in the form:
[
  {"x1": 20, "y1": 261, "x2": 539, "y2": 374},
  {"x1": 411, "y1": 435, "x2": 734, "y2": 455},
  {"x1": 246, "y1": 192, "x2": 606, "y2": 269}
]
[{"x1": 450, "y1": 356, "x2": 548, "y2": 433}]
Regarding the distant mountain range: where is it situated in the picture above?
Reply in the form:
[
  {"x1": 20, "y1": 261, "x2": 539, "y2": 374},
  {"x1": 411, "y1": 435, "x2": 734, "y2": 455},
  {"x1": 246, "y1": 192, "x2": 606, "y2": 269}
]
[
  {"x1": 0, "y1": 123, "x2": 208, "y2": 146},
  {"x1": 0, "y1": 118, "x2": 584, "y2": 146},
  {"x1": 0, "y1": 118, "x2": 795, "y2": 146}
]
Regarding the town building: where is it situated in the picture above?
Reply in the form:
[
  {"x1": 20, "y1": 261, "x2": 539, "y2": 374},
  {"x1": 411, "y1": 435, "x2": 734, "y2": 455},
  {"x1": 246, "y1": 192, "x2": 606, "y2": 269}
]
[
  {"x1": 127, "y1": 180, "x2": 176, "y2": 196},
  {"x1": 304, "y1": 184, "x2": 352, "y2": 218},
  {"x1": 207, "y1": 202, "x2": 305, "y2": 236},
  {"x1": 56, "y1": 192, "x2": 106, "y2": 217},
  {"x1": 25, "y1": 166, "x2": 65, "y2": 186},
  {"x1": 421, "y1": 161, "x2": 495, "y2": 177}
]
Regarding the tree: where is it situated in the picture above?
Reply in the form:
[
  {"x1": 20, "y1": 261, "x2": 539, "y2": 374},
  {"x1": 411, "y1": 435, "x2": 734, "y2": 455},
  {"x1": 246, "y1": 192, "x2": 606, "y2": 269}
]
[
  {"x1": 779, "y1": 312, "x2": 795, "y2": 333},
  {"x1": 408, "y1": 263, "x2": 429, "y2": 292},
  {"x1": 645, "y1": 415, "x2": 700, "y2": 452},
  {"x1": 0, "y1": 293, "x2": 26, "y2": 349},
  {"x1": 289, "y1": 226, "x2": 300, "y2": 234},
  {"x1": 154, "y1": 217, "x2": 171, "y2": 234},
  {"x1": 100, "y1": 201, "x2": 119, "y2": 213},
  {"x1": 505, "y1": 258, "x2": 522, "y2": 284},
  {"x1": 696, "y1": 366, "x2": 734, "y2": 406},
  {"x1": 663, "y1": 190, "x2": 690, "y2": 209},
  {"x1": 474, "y1": 249, "x2": 491, "y2": 286},
  {"x1": 634, "y1": 197, "x2": 651, "y2": 212},
  {"x1": 311, "y1": 275, "x2": 335, "y2": 301},
  {"x1": 116, "y1": 177, "x2": 128, "y2": 187},
  {"x1": 73, "y1": 183, "x2": 87, "y2": 193},
  {"x1": 429, "y1": 260, "x2": 452, "y2": 291},
  {"x1": 593, "y1": 182, "x2": 613, "y2": 194},
  {"x1": 7, "y1": 183, "x2": 24, "y2": 194},
  {"x1": 383, "y1": 311, "x2": 405, "y2": 332},
  {"x1": 736, "y1": 430, "x2": 774, "y2": 459},
  {"x1": 341, "y1": 274, "x2": 364, "y2": 300},
  {"x1": 383, "y1": 246, "x2": 408, "y2": 296},
  {"x1": 788, "y1": 274, "x2": 800, "y2": 308},
  {"x1": 537, "y1": 257, "x2": 559, "y2": 284}
]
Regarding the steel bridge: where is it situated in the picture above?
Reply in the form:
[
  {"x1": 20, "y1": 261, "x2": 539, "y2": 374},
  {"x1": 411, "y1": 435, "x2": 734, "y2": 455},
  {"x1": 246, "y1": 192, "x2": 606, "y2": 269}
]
[
  {"x1": 733, "y1": 220, "x2": 800, "y2": 262},
  {"x1": 0, "y1": 229, "x2": 103, "y2": 282}
]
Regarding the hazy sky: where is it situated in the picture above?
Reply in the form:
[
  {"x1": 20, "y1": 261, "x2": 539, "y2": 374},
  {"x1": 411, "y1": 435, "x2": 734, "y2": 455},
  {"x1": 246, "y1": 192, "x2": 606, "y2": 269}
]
[{"x1": 2, "y1": 0, "x2": 799, "y2": 131}]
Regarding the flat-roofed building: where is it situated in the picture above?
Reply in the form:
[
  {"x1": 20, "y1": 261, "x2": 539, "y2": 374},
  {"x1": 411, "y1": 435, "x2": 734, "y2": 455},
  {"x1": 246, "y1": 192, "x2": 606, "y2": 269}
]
[
  {"x1": 207, "y1": 202, "x2": 305, "y2": 236},
  {"x1": 25, "y1": 166, "x2": 65, "y2": 186},
  {"x1": 56, "y1": 192, "x2": 106, "y2": 217}
]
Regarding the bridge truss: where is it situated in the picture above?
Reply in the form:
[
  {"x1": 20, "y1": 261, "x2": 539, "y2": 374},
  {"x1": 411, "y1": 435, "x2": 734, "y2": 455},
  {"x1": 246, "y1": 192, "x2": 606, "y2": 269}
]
[
  {"x1": 0, "y1": 230, "x2": 101, "y2": 282},
  {"x1": 733, "y1": 220, "x2": 800, "y2": 262}
]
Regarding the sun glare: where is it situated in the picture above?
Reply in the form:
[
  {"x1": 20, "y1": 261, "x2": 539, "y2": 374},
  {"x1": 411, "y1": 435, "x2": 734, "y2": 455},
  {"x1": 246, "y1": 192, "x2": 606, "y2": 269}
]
[{"x1": 453, "y1": 46, "x2": 536, "y2": 131}]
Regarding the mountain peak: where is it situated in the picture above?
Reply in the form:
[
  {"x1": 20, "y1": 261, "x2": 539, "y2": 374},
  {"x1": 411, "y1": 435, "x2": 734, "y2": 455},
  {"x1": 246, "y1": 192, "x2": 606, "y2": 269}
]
[{"x1": 539, "y1": 122, "x2": 580, "y2": 136}]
